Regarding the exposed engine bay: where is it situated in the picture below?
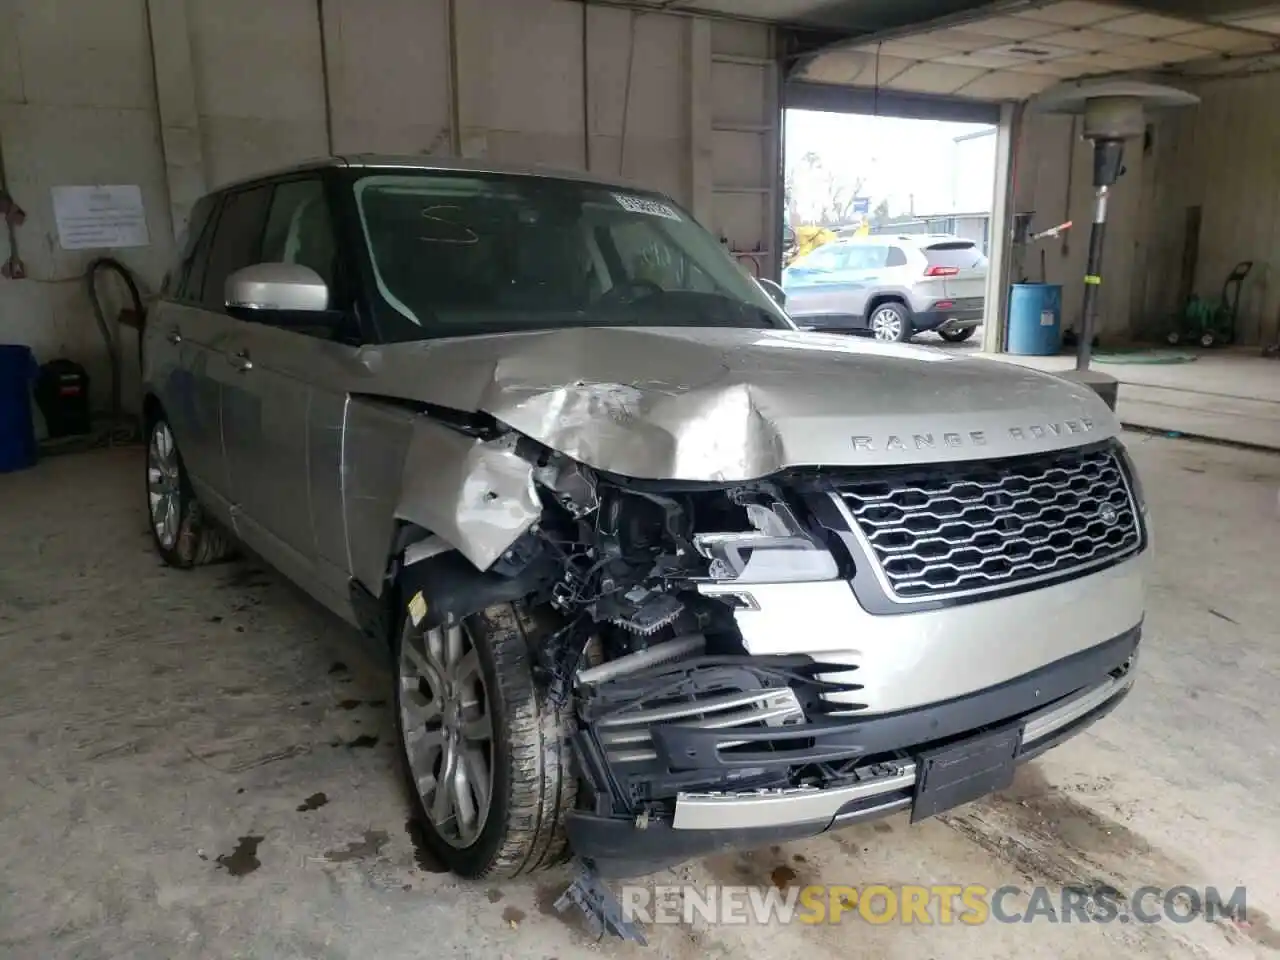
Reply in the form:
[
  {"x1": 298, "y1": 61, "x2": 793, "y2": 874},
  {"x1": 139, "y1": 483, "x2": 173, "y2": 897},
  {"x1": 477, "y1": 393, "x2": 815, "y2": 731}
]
[{"x1": 496, "y1": 435, "x2": 841, "y2": 673}]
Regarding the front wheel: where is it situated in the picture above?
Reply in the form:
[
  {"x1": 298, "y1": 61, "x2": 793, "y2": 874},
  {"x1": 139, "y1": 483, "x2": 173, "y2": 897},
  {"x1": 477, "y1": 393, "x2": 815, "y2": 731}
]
[
  {"x1": 869, "y1": 302, "x2": 912, "y2": 342},
  {"x1": 939, "y1": 326, "x2": 976, "y2": 343},
  {"x1": 394, "y1": 599, "x2": 576, "y2": 879}
]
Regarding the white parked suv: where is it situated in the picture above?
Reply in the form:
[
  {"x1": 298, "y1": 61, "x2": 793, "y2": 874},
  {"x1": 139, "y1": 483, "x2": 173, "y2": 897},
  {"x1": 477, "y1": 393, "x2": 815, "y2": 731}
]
[
  {"x1": 782, "y1": 234, "x2": 988, "y2": 342},
  {"x1": 141, "y1": 156, "x2": 1146, "y2": 904}
]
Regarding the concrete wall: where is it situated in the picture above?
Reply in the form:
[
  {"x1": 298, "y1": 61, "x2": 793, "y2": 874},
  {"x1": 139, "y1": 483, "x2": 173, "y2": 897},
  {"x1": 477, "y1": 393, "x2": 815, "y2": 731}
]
[
  {"x1": 0, "y1": 0, "x2": 170, "y2": 412},
  {"x1": 0, "y1": 0, "x2": 776, "y2": 413},
  {"x1": 1015, "y1": 71, "x2": 1280, "y2": 348}
]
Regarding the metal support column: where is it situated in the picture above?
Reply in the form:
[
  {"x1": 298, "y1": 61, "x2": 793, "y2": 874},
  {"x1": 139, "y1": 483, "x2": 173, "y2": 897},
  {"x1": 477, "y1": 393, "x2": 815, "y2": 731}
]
[{"x1": 982, "y1": 101, "x2": 1020, "y2": 354}]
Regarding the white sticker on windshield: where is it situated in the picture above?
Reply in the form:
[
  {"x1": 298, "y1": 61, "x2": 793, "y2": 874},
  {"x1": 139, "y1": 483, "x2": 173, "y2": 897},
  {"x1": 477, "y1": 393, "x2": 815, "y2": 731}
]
[{"x1": 613, "y1": 193, "x2": 682, "y2": 221}]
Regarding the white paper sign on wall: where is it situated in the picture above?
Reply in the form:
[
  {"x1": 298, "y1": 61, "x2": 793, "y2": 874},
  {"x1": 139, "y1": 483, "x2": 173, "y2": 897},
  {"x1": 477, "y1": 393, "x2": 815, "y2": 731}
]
[{"x1": 51, "y1": 185, "x2": 150, "y2": 250}]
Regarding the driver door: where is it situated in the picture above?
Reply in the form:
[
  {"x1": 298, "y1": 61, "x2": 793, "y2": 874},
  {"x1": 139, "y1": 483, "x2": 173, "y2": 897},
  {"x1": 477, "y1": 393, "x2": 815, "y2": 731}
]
[{"x1": 214, "y1": 178, "x2": 347, "y2": 600}]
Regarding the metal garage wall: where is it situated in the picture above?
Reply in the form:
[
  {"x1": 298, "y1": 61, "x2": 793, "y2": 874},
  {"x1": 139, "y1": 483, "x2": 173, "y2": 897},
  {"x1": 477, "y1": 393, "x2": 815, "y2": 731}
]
[
  {"x1": 0, "y1": 0, "x2": 758, "y2": 413},
  {"x1": 188, "y1": 0, "x2": 697, "y2": 204},
  {"x1": 188, "y1": 0, "x2": 331, "y2": 187},
  {"x1": 1130, "y1": 73, "x2": 1280, "y2": 348},
  {"x1": 1012, "y1": 110, "x2": 1145, "y2": 346},
  {"x1": 1018, "y1": 72, "x2": 1280, "y2": 349},
  {"x1": 705, "y1": 20, "x2": 780, "y2": 282}
]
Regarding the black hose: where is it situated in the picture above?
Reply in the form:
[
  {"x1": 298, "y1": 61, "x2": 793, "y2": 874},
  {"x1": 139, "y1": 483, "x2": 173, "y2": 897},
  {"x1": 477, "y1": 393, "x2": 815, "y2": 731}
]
[{"x1": 86, "y1": 257, "x2": 143, "y2": 441}]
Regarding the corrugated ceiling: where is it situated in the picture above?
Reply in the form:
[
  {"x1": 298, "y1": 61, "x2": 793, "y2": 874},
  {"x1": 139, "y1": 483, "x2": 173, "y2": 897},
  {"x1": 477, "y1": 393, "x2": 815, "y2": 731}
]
[{"x1": 796, "y1": 0, "x2": 1280, "y2": 98}]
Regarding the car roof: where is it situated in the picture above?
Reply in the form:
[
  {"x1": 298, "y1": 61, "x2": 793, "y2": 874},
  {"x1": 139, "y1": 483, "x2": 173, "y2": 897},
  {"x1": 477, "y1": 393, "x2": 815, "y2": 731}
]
[
  {"x1": 896, "y1": 234, "x2": 973, "y2": 246},
  {"x1": 832, "y1": 233, "x2": 972, "y2": 248},
  {"x1": 213, "y1": 153, "x2": 647, "y2": 195}
]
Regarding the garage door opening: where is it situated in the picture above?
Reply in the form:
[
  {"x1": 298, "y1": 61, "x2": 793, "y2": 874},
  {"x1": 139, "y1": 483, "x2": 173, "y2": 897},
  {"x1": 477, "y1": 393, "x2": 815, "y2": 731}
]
[{"x1": 782, "y1": 110, "x2": 998, "y2": 346}]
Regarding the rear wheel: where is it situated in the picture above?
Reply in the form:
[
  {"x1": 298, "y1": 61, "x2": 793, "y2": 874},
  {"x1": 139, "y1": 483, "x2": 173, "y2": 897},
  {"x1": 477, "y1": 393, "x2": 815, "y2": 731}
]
[
  {"x1": 145, "y1": 412, "x2": 233, "y2": 568},
  {"x1": 939, "y1": 326, "x2": 976, "y2": 343},
  {"x1": 395, "y1": 598, "x2": 576, "y2": 879},
  {"x1": 869, "y1": 302, "x2": 912, "y2": 342}
]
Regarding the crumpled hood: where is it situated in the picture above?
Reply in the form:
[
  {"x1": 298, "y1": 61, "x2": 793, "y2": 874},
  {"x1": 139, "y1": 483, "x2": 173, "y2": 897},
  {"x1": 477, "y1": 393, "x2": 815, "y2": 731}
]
[{"x1": 361, "y1": 326, "x2": 1118, "y2": 481}]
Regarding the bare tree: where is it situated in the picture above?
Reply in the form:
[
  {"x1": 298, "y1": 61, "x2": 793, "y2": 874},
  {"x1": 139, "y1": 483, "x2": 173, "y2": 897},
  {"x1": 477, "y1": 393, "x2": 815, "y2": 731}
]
[{"x1": 793, "y1": 151, "x2": 865, "y2": 226}]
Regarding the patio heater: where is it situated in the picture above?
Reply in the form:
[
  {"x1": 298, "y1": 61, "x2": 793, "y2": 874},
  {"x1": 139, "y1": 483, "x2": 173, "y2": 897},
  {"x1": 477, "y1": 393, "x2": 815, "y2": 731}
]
[{"x1": 1031, "y1": 81, "x2": 1198, "y2": 405}]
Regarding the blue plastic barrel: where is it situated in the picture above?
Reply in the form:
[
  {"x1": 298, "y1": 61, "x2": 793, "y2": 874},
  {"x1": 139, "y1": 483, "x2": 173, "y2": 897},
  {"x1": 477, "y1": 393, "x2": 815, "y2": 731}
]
[
  {"x1": 0, "y1": 345, "x2": 38, "y2": 473},
  {"x1": 1007, "y1": 283, "x2": 1063, "y2": 356}
]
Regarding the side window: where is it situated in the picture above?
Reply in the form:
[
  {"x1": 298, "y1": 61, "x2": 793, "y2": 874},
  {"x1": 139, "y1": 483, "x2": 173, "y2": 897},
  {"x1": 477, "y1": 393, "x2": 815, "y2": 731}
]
[
  {"x1": 169, "y1": 195, "x2": 219, "y2": 301},
  {"x1": 799, "y1": 244, "x2": 848, "y2": 271},
  {"x1": 845, "y1": 245, "x2": 889, "y2": 271},
  {"x1": 886, "y1": 246, "x2": 908, "y2": 268},
  {"x1": 201, "y1": 185, "x2": 272, "y2": 310},
  {"x1": 260, "y1": 178, "x2": 337, "y2": 294}
]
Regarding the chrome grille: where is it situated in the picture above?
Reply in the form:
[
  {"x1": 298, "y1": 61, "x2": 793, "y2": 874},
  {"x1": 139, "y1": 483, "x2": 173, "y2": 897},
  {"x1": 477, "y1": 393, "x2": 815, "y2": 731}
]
[{"x1": 834, "y1": 445, "x2": 1141, "y2": 601}]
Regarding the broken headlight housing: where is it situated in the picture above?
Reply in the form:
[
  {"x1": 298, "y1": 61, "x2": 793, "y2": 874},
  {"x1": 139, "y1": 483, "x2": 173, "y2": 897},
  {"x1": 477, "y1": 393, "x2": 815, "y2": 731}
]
[{"x1": 693, "y1": 500, "x2": 839, "y2": 584}]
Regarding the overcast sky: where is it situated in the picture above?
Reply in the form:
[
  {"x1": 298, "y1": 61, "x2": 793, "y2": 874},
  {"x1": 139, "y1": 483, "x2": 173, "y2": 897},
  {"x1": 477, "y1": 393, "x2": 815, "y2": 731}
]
[{"x1": 785, "y1": 110, "x2": 997, "y2": 220}]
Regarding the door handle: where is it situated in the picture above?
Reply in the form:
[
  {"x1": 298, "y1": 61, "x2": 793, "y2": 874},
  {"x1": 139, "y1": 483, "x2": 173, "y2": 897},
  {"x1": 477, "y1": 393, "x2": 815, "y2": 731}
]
[
  {"x1": 166, "y1": 328, "x2": 182, "y2": 345},
  {"x1": 229, "y1": 350, "x2": 253, "y2": 372}
]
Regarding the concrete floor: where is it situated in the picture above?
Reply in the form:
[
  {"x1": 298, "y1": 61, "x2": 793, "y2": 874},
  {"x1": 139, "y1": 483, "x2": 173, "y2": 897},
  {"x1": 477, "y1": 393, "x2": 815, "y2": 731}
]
[
  {"x1": 981, "y1": 347, "x2": 1280, "y2": 451},
  {"x1": 2, "y1": 436, "x2": 1278, "y2": 960},
  {"x1": 918, "y1": 332, "x2": 1277, "y2": 451}
]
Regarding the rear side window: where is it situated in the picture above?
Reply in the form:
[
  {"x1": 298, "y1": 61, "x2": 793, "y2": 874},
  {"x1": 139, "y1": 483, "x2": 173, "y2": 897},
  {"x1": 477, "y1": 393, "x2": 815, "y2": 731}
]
[
  {"x1": 924, "y1": 241, "x2": 987, "y2": 270},
  {"x1": 201, "y1": 185, "x2": 272, "y2": 309},
  {"x1": 886, "y1": 246, "x2": 908, "y2": 267}
]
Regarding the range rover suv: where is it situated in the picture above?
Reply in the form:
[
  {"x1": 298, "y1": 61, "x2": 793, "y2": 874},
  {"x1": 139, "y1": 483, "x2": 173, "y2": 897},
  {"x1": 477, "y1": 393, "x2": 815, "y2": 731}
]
[{"x1": 143, "y1": 155, "x2": 1147, "y2": 889}]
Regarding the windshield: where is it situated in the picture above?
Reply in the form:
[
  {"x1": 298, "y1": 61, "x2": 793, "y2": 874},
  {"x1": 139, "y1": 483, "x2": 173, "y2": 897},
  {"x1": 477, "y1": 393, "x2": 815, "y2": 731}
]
[{"x1": 352, "y1": 172, "x2": 790, "y2": 340}]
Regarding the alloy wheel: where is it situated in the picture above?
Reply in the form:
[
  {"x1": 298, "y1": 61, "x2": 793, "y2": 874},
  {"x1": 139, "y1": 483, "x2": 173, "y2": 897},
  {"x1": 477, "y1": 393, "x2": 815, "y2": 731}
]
[
  {"x1": 871, "y1": 309, "x2": 904, "y2": 342},
  {"x1": 399, "y1": 620, "x2": 494, "y2": 848},
  {"x1": 147, "y1": 420, "x2": 181, "y2": 550}
]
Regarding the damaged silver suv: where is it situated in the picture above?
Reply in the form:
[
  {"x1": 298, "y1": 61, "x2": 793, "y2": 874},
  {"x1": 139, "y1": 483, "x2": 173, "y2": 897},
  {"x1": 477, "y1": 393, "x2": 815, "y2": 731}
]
[{"x1": 143, "y1": 156, "x2": 1148, "y2": 893}]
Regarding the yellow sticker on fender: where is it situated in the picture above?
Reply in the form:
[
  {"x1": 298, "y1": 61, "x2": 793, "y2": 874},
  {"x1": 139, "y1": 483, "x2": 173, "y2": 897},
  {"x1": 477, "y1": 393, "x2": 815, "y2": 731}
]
[{"x1": 408, "y1": 591, "x2": 428, "y2": 627}]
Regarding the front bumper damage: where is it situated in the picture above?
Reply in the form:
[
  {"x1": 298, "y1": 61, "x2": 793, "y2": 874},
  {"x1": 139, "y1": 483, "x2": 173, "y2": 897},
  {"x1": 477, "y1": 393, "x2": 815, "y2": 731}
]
[{"x1": 565, "y1": 619, "x2": 1140, "y2": 879}]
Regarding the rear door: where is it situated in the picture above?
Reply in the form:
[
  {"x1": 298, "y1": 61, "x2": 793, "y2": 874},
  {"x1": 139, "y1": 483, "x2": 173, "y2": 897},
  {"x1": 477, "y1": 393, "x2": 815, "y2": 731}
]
[
  {"x1": 839, "y1": 243, "x2": 892, "y2": 320},
  {"x1": 149, "y1": 193, "x2": 236, "y2": 523},
  {"x1": 922, "y1": 240, "x2": 988, "y2": 309}
]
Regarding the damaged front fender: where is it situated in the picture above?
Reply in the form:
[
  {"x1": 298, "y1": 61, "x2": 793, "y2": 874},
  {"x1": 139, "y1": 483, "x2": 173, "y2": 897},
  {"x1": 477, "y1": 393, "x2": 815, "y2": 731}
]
[{"x1": 394, "y1": 417, "x2": 542, "y2": 572}]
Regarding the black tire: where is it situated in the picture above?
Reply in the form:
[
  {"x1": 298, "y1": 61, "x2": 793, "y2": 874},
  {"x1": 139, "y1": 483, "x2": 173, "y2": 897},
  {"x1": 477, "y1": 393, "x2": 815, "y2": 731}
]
[
  {"x1": 1200, "y1": 331, "x2": 1217, "y2": 348},
  {"x1": 868, "y1": 301, "x2": 912, "y2": 342},
  {"x1": 144, "y1": 409, "x2": 234, "y2": 568},
  {"x1": 938, "y1": 327, "x2": 976, "y2": 343},
  {"x1": 393, "y1": 598, "x2": 576, "y2": 880},
  {"x1": 1166, "y1": 330, "x2": 1182, "y2": 346}
]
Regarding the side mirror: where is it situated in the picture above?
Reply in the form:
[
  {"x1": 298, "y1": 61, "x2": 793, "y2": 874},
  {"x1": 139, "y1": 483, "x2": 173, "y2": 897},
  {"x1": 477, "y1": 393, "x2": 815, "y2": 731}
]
[
  {"x1": 225, "y1": 263, "x2": 329, "y2": 313},
  {"x1": 758, "y1": 277, "x2": 787, "y2": 308}
]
